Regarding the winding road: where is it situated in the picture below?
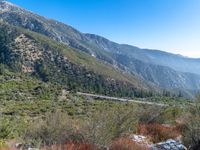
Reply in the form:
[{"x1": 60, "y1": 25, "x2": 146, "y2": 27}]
[{"x1": 77, "y1": 92, "x2": 167, "y2": 107}]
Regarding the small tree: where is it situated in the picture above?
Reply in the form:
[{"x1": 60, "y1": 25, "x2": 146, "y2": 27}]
[
  {"x1": 183, "y1": 95, "x2": 200, "y2": 150},
  {"x1": 0, "y1": 64, "x2": 5, "y2": 75},
  {"x1": 22, "y1": 110, "x2": 82, "y2": 147},
  {"x1": 81, "y1": 104, "x2": 138, "y2": 148}
]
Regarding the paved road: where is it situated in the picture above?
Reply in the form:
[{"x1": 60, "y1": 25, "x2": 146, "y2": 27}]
[{"x1": 77, "y1": 92, "x2": 167, "y2": 107}]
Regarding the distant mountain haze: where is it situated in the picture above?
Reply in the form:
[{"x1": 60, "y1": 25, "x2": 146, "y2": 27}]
[
  {"x1": 0, "y1": 0, "x2": 200, "y2": 98},
  {"x1": 8, "y1": 0, "x2": 200, "y2": 58},
  {"x1": 84, "y1": 34, "x2": 200, "y2": 75}
]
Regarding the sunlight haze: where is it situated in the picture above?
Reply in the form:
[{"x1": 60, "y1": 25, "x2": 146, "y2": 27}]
[{"x1": 9, "y1": 0, "x2": 200, "y2": 58}]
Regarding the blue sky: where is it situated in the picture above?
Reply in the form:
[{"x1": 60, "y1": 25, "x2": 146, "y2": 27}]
[{"x1": 9, "y1": 0, "x2": 200, "y2": 58}]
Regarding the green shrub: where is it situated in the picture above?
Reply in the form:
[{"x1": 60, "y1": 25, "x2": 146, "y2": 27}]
[
  {"x1": 22, "y1": 110, "x2": 82, "y2": 147},
  {"x1": 182, "y1": 96, "x2": 200, "y2": 149}
]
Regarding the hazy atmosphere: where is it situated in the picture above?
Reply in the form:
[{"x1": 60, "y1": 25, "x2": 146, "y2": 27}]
[
  {"x1": 9, "y1": 0, "x2": 200, "y2": 58},
  {"x1": 1, "y1": 0, "x2": 200, "y2": 149}
]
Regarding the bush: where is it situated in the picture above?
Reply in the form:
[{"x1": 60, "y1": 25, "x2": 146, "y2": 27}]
[
  {"x1": 80, "y1": 104, "x2": 138, "y2": 147},
  {"x1": 22, "y1": 110, "x2": 83, "y2": 147},
  {"x1": 137, "y1": 105, "x2": 164, "y2": 124},
  {"x1": 41, "y1": 142, "x2": 97, "y2": 150},
  {"x1": 21, "y1": 101, "x2": 183, "y2": 149},
  {"x1": 22, "y1": 104, "x2": 139, "y2": 149},
  {"x1": 138, "y1": 124, "x2": 180, "y2": 143},
  {"x1": 0, "y1": 140, "x2": 7, "y2": 149},
  {"x1": 0, "y1": 117, "x2": 27, "y2": 140},
  {"x1": 182, "y1": 96, "x2": 200, "y2": 149},
  {"x1": 109, "y1": 138, "x2": 149, "y2": 150}
]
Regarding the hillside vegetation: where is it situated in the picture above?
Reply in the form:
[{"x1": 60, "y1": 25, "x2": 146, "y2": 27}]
[
  {"x1": 0, "y1": 1, "x2": 199, "y2": 150},
  {"x1": 1, "y1": 0, "x2": 200, "y2": 96},
  {"x1": 0, "y1": 21, "x2": 154, "y2": 98}
]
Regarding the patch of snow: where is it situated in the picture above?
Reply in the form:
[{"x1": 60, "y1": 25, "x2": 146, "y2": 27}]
[{"x1": 91, "y1": 53, "x2": 96, "y2": 58}]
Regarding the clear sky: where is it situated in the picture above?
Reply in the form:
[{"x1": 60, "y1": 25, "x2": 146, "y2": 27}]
[{"x1": 8, "y1": 0, "x2": 200, "y2": 58}]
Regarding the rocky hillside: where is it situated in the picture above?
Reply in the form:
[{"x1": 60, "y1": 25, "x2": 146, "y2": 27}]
[
  {"x1": 114, "y1": 54, "x2": 200, "y2": 90},
  {"x1": 0, "y1": 21, "x2": 154, "y2": 98},
  {"x1": 85, "y1": 34, "x2": 200, "y2": 75},
  {"x1": 85, "y1": 34, "x2": 200, "y2": 90},
  {"x1": 0, "y1": 0, "x2": 115, "y2": 64},
  {"x1": 0, "y1": 0, "x2": 200, "y2": 96}
]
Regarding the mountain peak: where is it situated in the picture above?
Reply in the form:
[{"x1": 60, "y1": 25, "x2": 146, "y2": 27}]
[
  {"x1": 0, "y1": 0, "x2": 15, "y2": 6},
  {"x1": 0, "y1": 0, "x2": 21, "y2": 12}
]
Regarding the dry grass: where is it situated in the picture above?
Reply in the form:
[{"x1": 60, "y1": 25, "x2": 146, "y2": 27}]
[
  {"x1": 0, "y1": 143, "x2": 97, "y2": 150},
  {"x1": 109, "y1": 138, "x2": 149, "y2": 150},
  {"x1": 138, "y1": 123, "x2": 181, "y2": 143},
  {"x1": 41, "y1": 142, "x2": 98, "y2": 150},
  {"x1": 0, "y1": 148, "x2": 17, "y2": 150}
]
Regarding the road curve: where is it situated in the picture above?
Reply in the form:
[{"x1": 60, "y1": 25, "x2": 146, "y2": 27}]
[{"x1": 77, "y1": 92, "x2": 167, "y2": 107}]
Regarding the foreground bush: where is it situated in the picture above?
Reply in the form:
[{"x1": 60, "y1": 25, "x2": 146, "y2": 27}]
[
  {"x1": 22, "y1": 104, "x2": 139, "y2": 148},
  {"x1": 138, "y1": 124, "x2": 180, "y2": 143},
  {"x1": 22, "y1": 110, "x2": 83, "y2": 147},
  {"x1": 109, "y1": 138, "x2": 149, "y2": 150},
  {"x1": 182, "y1": 96, "x2": 200, "y2": 149},
  {"x1": 41, "y1": 142, "x2": 97, "y2": 150},
  {"x1": 80, "y1": 104, "x2": 138, "y2": 147},
  {"x1": 21, "y1": 102, "x2": 182, "y2": 149}
]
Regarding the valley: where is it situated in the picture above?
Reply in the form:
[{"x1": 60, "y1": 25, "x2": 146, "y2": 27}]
[{"x1": 0, "y1": 0, "x2": 199, "y2": 149}]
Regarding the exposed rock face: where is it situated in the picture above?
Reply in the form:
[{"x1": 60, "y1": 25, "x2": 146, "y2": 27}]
[
  {"x1": 0, "y1": 1, "x2": 200, "y2": 97},
  {"x1": 13, "y1": 34, "x2": 43, "y2": 73},
  {"x1": 0, "y1": 21, "x2": 153, "y2": 98},
  {"x1": 151, "y1": 139, "x2": 187, "y2": 150}
]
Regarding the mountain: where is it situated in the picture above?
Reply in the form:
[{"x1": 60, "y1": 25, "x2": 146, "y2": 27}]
[
  {"x1": 0, "y1": 20, "x2": 155, "y2": 98},
  {"x1": 0, "y1": 0, "x2": 200, "y2": 97},
  {"x1": 0, "y1": 1, "x2": 115, "y2": 64},
  {"x1": 84, "y1": 34, "x2": 200, "y2": 90},
  {"x1": 85, "y1": 34, "x2": 200, "y2": 75}
]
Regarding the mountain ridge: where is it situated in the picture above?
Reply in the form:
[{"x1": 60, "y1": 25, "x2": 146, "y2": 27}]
[
  {"x1": 0, "y1": 20, "x2": 156, "y2": 98},
  {"x1": 0, "y1": 1, "x2": 200, "y2": 98},
  {"x1": 84, "y1": 33, "x2": 200, "y2": 74}
]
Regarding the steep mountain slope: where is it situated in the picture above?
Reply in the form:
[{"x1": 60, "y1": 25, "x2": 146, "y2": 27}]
[
  {"x1": 85, "y1": 34, "x2": 200, "y2": 75},
  {"x1": 0, "y1": 0, "x2": 200, "y2": 93},
  {"x1": 0, "y1": 0, "x2": 115, "y2": 64},
  {"x1": 0, "y1": 21, "x2": 153, "y2": 97},
  {"x1": 114, "y1": 55, "x2": 200, "y2": 90},
  {"x1": 120, "y1": 45, "x2": 200, "y2": 75},
  {"x1": 84, "y1": 34, "x2": 200, "y2": 90}
]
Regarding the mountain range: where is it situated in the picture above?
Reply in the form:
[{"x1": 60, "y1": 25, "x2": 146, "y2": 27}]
[{"x1": 0, "y1": 0, "x2": 200, "y2": 98}]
